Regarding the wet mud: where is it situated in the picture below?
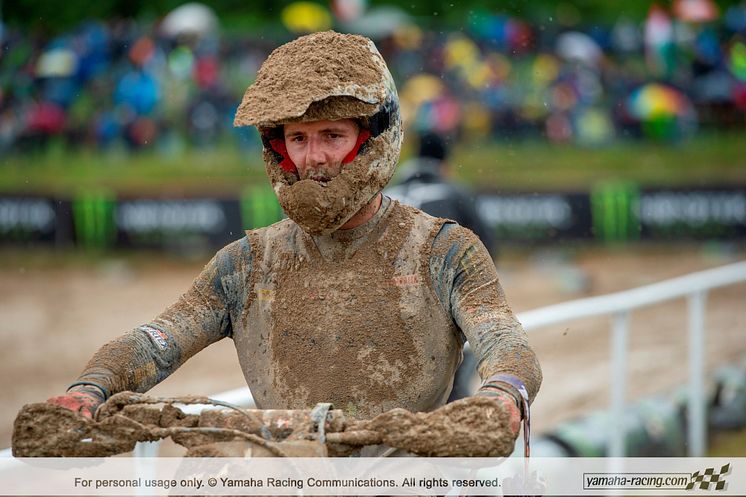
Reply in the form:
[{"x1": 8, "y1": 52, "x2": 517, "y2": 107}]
[
  {"x1": 268, "y1": 139, "x2": 389, "y2": 235},
  {"x1": 234, "y1": 31, "x2": 382, "y2": 127},
  {"x1": 12, "y1": 393, "x2": 515, "y2": 458}
]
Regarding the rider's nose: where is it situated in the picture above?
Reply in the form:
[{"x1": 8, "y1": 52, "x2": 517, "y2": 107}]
[{"x1": 305, "y1": 136, "x2": 326, "y2": 167}]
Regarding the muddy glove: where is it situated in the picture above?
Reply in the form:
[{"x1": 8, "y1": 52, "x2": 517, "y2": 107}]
[
  {"x1": 476, "y1": 374, "x2": 531, "y2": 454},
  {"x1": 46, "y1": 383, "x2": 108, "y2": 419}
]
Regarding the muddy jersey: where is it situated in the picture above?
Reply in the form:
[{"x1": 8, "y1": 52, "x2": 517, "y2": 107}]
[
  {"x1": 75, "y1": 197, "x2": 542, "y2": 417},
  {"x1": 240, "y1": 198, "x2": 459, "y2": 417}
]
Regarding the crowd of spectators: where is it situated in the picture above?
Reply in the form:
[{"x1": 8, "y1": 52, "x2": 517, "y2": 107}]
[{"x1": 2, "y1": 1, "x2": 746, "y2": 156}]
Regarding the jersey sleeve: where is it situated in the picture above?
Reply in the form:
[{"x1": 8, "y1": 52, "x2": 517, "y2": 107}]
[
  {"x1": 73, "y1": 237, "x2": 251, "y2": 396},
  {"x1": 429, "y1": 223, "x2": 542, "y2": 404}
]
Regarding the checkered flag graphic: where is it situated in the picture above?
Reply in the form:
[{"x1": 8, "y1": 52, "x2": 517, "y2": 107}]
[{"x1": 686, "y1": 463, "x2": 730, "y2": 490}]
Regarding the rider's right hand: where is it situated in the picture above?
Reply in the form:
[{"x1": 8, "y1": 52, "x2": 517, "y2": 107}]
[{"x1": 47, "y1": 386, "x2": 105, "y2": 419}]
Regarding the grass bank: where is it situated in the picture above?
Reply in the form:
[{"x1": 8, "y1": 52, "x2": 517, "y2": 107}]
[{"x1": 2, "y1": 133, "x2": 746, "y2": 196}]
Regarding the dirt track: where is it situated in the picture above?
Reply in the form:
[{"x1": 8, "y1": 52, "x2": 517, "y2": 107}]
[{"x1": 2, "y1": 244, "x2": 745, "y2": 450}]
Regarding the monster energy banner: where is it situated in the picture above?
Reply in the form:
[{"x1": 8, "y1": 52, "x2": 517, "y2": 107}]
[
  {"x1": 590, "y1": 185, "x2": 746, "y2": 241},
  {"x1": 477, "y1": 193, "x2": 593, "y2": 240},
  {"x1": 113, "y1": 187, "x2": 283, "y2": 251},
  {"x1": 0, "y1": 196, "x2": 73, "y2": 245},
  {"x1": 1, "y1": 187, "x2": 744, "y2": 248},
  {"x1": 639, "y1": 188, "x2": 746, "y2": 239},
  {"x1": 475, "y1": 186, "x2": 746, "y2": 242},
  {"x1": 115, "y1": 198, "x2": 244, "y2": 252}
]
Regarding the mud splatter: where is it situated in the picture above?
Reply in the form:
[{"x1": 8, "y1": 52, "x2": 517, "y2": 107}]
[
  {"x1": 267, "y1": 201, "x2": 420, "y2": 415},
  {"x1": 243, "y1": 201, "x2": 461, "y2": 419},
  {"x1": 350, "y1": 396, "x2": 515, "y2": 457},
  {"x1": 438, "y1": 226, "x2": 543, "y2": 403},
  {"x1": 268, "y1": 139, "x2": 389, "y2": 235},
  {"x1": 234, "y1": 32, "x2": 383, "y2": 128},
  {"x1": 12, "y1": 393, "x2": 515, "y2": 457},
  {"x1": 234, "y1": 31, "x2": 401, "y2": 235}
]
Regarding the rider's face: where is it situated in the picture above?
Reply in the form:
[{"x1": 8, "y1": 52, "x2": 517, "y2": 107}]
[{"x1": 284, "y1": 119, "x2": 359, "y2": 182}]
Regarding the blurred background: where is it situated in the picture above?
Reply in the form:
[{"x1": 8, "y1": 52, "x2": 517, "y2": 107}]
[{"x1": 1, "y1": 0, "x2": 746, "y2": 458}]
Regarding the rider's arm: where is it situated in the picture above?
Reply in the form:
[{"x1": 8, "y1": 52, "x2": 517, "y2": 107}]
[
  {"x1": 69, "y1": 237, "x2": 251, "y2": 399},
  {"x1": 429, "y1": 223, "x2": 542, "y2": 406}
]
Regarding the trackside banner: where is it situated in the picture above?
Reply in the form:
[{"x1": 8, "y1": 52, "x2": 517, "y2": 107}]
[
  {"x1": 115, "y1": 198, "x2": 244, "y2": 251},
  {"x1": 2, "y1": 186, "x2": 745, "y2": 247},
  {"x1": 0, "y1": 196, "x2": 74, "y2": 245},
  {"x1": 1, "y1": 457, "x2": 745, "y2": 495}
]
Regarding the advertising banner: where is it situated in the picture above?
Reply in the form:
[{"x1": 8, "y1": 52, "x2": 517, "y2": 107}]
[
  {"x1": 639, "y1": 188, "x2": 746, "y2": 239},
  {"x1": 3, "y1": 187, "x2": 745, "y2": 248},
  {"x1": 115, "y1": 198, "x2": 245, "y2": 252},
  {"x1": 0, "y1": 196, "x2": 73, "y2": 245},
  {"x1": 477, "y1": 192, "x2": 593, "y2": 241}
]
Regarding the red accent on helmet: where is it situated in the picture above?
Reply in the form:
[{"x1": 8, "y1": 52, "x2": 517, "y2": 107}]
[
  {"x1": 269, "y1": 138, "x2": 298, "y2": 174},
  {"x1": 342, "y1": 129, "x2": 371, "y2": 164}
]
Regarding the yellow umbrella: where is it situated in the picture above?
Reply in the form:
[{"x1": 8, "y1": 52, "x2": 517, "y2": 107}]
[
  {"x1": 444, "y1": 35, "x2": 480, "y2": 70},
  {"x1": 400, "y1": 74, "x2": 445, "y2": 108},
  {"x1": 281, "y1": 2, "x2": 333, "y2": 33}
]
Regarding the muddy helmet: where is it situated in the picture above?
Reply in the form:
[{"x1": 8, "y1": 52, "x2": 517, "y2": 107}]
[{"x1": 234, "y1": 31, "x2": 402, "y2": 235}]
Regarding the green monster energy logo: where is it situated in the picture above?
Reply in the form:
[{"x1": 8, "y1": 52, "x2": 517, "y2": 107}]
[
  {"x1": 240, "y1": 186, "x2": 284, "y2": 230},
  {"x1": 72, "y1": 191, "x2": 116, "y2": 249},
  {"x1": 591, "y1": 182, "x2": 641, "y2": 242}
]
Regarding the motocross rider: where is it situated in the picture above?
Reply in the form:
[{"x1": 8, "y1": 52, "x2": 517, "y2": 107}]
[{"x1": 48, "y1": 31, "x2": 542, "y2": 452}]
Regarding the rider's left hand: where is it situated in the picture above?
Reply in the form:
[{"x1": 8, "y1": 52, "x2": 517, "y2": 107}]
[{"x1": 475, "y1": 388, "x2": 521, "y2": 439}]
